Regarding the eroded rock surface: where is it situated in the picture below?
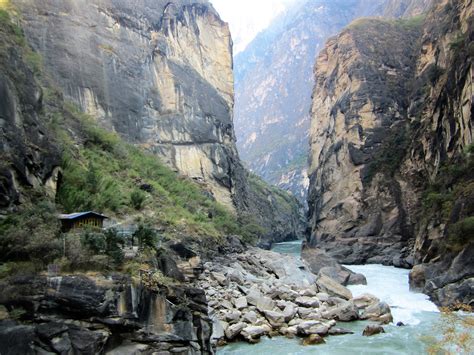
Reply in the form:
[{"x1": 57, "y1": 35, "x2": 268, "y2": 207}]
[
  {"x1": 306, "y1": 0, "x2": 473, "y2": 306},
  {"x1": 0, "y1": 274, "x2": 213, "y2": 354}
]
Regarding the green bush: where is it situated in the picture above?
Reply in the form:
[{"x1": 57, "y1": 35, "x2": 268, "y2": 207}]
[
  {"x1": 131, "y1": 189, "x2": 146, "y2": 210},
  {"x1": 448, "y1": 217, "x2": 474, "y2": 252},
  {"x1": 133, "y1": 224, "x2": 158, "y2": 250},
  {"x1": 0, "y1": 200, "x2": 62, "y2": 266}
]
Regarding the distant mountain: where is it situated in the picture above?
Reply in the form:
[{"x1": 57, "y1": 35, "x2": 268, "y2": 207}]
[{"x1": 233, "y1": 0, "x2": 432, "y2": 205}]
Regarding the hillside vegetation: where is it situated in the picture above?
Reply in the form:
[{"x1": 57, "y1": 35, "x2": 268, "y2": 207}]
[{"x1": 0, "y1": 7, "x2": 260, "y2": 277}]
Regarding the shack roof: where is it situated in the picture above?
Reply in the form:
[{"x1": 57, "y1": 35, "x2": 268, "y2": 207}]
[{"x1": 58, "y1": 211, "x2": 108, "y2": 220}]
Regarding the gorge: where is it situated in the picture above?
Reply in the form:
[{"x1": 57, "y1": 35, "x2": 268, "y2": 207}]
[{"x1": 0, "y1": 0, "x2": 472, "y2": 354}]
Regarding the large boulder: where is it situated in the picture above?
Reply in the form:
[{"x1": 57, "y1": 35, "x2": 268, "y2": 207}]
[
  {"x1": 316, "y1": 275, "x2": 353, "y2": 300},
  {"x1": 353, "y1": 293, "x2": 380, "y2": 309},
  {"x1": 362, "y1": 325, "x2": 385, "y2": 336},
  {"x1": 322, "y1": 301, "x2": 359, "y2": 322},
  {"x1": 282, "y1": 304, "x2": 298, "y2": 322},
  {"x1": 360, "y1": 301, "x2": 393, "y2": 324},
  {"x1": 246, "y1": 289, "x2": 275, "y2": 312},
  {"x1": 225, "y1": 322, "x2": 246, "y2": 340},
  {"x1": 263, "y1": 310, "x2": 286, "y2": 328},
  {"x1": 302, "y1": 334, "x2": 326, "y2": 345},
  {"x1": 240, "y1": 326, "x2": 267, "y2": 343},
  {"x1": 297, "y1": 321, "x2": 330, "y2": 336}
]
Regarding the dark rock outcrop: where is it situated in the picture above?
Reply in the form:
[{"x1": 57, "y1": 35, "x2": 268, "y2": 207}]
[
  {"x1": 0, "y1": 273, "x2": 213, "y2": 354},
  {"x1": 0, "y1": 15, "x2": 61, "y2": 210}
]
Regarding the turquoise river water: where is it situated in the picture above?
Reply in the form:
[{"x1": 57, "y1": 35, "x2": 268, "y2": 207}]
[{"x1": 217, "y1": 240, "x2": 461, "y2": 355}]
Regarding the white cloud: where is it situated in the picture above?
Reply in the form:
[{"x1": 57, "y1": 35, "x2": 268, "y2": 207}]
[{"x1": 210, "y1": 0, "x2": 296, "y2": 55}]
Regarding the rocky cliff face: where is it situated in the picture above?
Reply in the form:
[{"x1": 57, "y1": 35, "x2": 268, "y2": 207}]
[
  {"x1": 0, "y1": 273, "x2": 213, "y2": 354},
  {"x1": 307, "y1": 0, "x2": 473, "y2": 306},
  {"x1": 233, "y1": 0, "x2": 434, "y2": 205},
  {"x1": 0, "y1": 11, "x2": 61, "y2": 209},
  {"x1": 4, "y1": 0, "x2": 305, "y2": 243},
  {"x1": 234, "y1": 0, "x2": 388, "y2": 204},
  {"x1": 13, "y1": 0, "x2": 237, "y2": 210}
]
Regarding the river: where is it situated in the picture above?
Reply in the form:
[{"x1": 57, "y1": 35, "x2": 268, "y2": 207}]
[{"x1": 218, "y1": 241, "x2": 446, "y2": 354}]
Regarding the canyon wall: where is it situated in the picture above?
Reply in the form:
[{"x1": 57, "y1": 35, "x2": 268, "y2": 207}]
[
  {"x1": 307, "y1": 0, "x2": 473, "y2": 305},
  {"x1": 3, "y1": 0, "x2": 305, "y2": 244}
]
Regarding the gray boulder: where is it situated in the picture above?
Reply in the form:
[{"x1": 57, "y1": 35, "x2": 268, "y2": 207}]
[
  {"x1": 360, "y1": 301, "x2": 393, "y2": 324},
  {"x1": 322, "y1": 301, "x2": 358, "y2": 322},
  {"x1": 225, "y1": 322, "x2": 246, "y2": 340},
  {"x1": 295, "y1": 296, "x2": 320, "y2": 308},
  {"x1": 263, "y1": 310, "x2": 286, "y2": 328},
  {"x1": 316, "y1": 275, "x2": 353, "y2": 300},
  {"x1": 240, "y1": 326, "x2": 267, "y2": 343},
  {"x1": 362, "y1": 325, "x2": 385, "y2": 336},
  {"x1": 297, "y1": 321, "x2": 329, "y2": 336}
]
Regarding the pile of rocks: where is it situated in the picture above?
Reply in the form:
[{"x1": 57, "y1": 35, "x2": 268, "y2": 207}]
[{"x1": 195, "y1": 248, "x2": 392, "y2": 345}]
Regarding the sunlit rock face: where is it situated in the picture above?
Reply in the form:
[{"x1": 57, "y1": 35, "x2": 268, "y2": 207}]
[
  {"x1": 307, "y1": 0, "x2": 473, "y2": 306},
  {"x1": 10, "y1": 0, "x2": 305, "y2": 244},
  {"x1": 14, "y1": 0, "x2": 237, "y2": 209},
  {"x1": 233, "y1": 0, "x2": 432, "y2": 206}
]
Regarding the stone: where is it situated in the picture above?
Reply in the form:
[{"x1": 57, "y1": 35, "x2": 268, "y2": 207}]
[
  {"x1": 301, "y1": 247, "x2": 340, "y2": 274},
  {"x1": 328, "y1": 327, "x2": 354, "y2": 335},
  {"x1": 233, "y1": 296, "x2": 248, "y2": 310},
  {"x1": 302, "y1": 334, "x2": 326, "y2": 345},
  {"x1": 362, "y1": 325, "x2": 385, "y2": 336},
  {"x1": 211, "y1": 319, "x2": 227, "y2": 340},
  {"x1": 107, "y1": 343, "x2": 150, "y2": 355},
  {"x1": 297, "y1": 321, "x2": 329, "y2": 336},
  {"x1": 224, "y1": 310, "x2": 242, "y2": 323},
  {"x1": 295, "y1": 296, "x2": 320, "y2": 308},
  {"x1": 220, "y1": 300, "x2": 234, "y2": 310},
  {"x1": 316, "y1": 275, "x2": 353, "y2": 300},
  {"x1": 246, "y1": 289, "x2": 275, "y2": 312},
  {"x1": 242, "y1": 311, "x2": 258, "y2": 324},
  {"x1": 322, "y1": 301, "x2": 359, "y2": 322},
  {"x1": 409, "y1": 264, "x2": 427, "y2": 291},
  {"x1": 353, "y1": 293, "x2": 380, "y2": 309},
  {"x1": 263, "y1": 310, "x2": 286, "y2": 328},
  {"x1": 299, "y1": 289, "x2": 317, "y2": 297},
  {"x1": 316, "y1": 293, "x2": 330, "y2": 302},
  {"x1": 360, "y1": 301, "x2": 393, "y2": 324},
  {"x1": 282, "y1": 304, "x2": 298, "y2": 322},
  {"x1": 211, "y1": 272, "x2": 228, "y2": 287},
  {"x1": 225, "y1": 322, "x2": 246, "y2": 340},
  {"x1": 346, "y1": 271, "x2": 367, "y2": 286},
  {"x1": 240, "y1": 326, "x2": 267, "y2": 343}
]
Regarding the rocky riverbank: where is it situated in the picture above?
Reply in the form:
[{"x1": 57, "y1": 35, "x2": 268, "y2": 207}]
[{"x1": 195, "y1": 247, "x2": 393, "y2": 346}]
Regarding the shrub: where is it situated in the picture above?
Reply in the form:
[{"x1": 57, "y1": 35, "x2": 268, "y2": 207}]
[
  {"x1": 131, "y1": 189, "x2": 146, "y2": 210},
  {"x1": 133, "y1": 224, "x2": 158, "y2": 250},
  {"x1": 448, "y1": 217, "x2": 474, "y2": 252},
  {"x1": 0, "y1": 200, "x2": 62, "y2": 266}
]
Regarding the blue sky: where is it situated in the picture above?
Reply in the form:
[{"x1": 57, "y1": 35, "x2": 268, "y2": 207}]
[{"x1": 210, "y1": 0, "x2": 296, "y2": 54}]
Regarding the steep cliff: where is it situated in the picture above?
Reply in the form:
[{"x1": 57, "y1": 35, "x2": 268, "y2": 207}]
[
  {"x1": 13, "y1": 0, "x2": 237, "y2": 209},
  {"x1": 234, "y1": 0, "x2": 387, "y2": 204},
  {"x1": 0, "y1": 7, "x2": 61, "y2": 208},
  {"x1": 233, "y1": 0, "x2": 434, "y2": 205},
  {"x1": 2, "y1": 0, "x2": 305, "y2": 244},
  {"x1": 307, "y1": 0, "x2": 473, "y2": 306}
]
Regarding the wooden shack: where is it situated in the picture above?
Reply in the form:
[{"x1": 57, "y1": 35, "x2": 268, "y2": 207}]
[{"x1": 59, "y1": 211, "x2": 108, "y2": 233}]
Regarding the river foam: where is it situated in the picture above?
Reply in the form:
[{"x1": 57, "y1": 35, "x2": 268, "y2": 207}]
[{"x1": 346, "y1": 264, "x2": 439, "y2": 325}]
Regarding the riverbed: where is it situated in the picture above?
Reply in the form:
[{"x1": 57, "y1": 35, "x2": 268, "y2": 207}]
[{"x1": 218, "y1": 241, "x2": 443, "y2": 354}]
